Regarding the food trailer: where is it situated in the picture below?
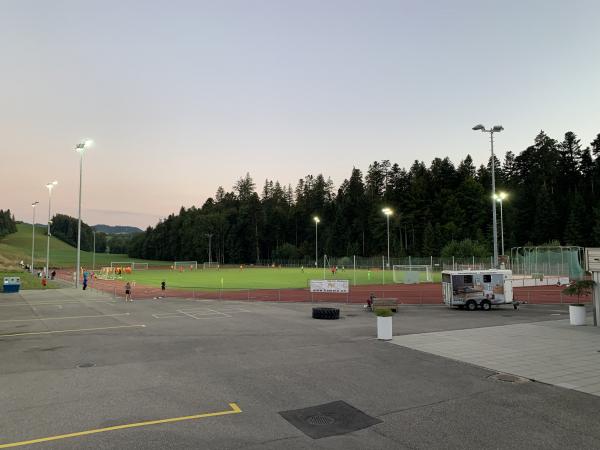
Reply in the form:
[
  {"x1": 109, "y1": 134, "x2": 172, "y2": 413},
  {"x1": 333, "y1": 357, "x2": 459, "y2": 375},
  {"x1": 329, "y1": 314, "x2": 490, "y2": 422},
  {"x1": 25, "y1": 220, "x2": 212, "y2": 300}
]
[{"x1": 442, "y1": 270, "x2": 513, "y2": 311}]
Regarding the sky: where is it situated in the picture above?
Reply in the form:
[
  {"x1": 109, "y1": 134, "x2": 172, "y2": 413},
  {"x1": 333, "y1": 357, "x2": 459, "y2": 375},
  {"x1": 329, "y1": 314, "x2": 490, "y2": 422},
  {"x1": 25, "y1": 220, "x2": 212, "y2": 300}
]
[{"x1": 1, "y1": 0, "x2": 599, "y2": 229}]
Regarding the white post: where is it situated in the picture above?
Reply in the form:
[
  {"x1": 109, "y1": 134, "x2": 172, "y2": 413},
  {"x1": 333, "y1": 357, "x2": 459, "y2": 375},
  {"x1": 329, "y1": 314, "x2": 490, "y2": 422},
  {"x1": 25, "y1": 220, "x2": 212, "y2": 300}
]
[
  {"x1": 92, "y1": 230, "x2": 96, "y2": 271},
  {"x1": 499, "y1": 198, "x2": 505, "y2": 256},
  {"x1": 31, "y1": 202, "x2": 38, "y2": 274},
  {"x1": 386, "y1": 214, "x2": 390, "y2": 268},
  {"x1": 593, "y1": 271, "x2": 600, "y2": 327},
  {"x1": 353, "y1": 255, "x2": 356, "y2": 286},
  {"x1": 490, "y1": 131, "x2": 499, "y2": 268},
  {"x1": 45, "y1": 182, "x2": 57, "y2": 277},
  {"x1": 76, "y1": 151, "x2": 83, "y2": 289},
  {"x1": 382, "y1": 255, "x2": 385, "y2": 285}
]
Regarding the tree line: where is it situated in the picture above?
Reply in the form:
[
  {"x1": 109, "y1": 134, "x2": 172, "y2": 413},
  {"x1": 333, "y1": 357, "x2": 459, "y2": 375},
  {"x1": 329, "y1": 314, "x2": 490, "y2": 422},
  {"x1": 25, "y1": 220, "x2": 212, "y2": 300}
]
[
  {"x1": 128, "y1": 130, "x2": 600, "y2": 263},
  {"x1": 0, "y1": 209, "x2": 17, "y2": 238},
  {"x1": 50, "y1": 214, "x2": 137, "y2": 254}
]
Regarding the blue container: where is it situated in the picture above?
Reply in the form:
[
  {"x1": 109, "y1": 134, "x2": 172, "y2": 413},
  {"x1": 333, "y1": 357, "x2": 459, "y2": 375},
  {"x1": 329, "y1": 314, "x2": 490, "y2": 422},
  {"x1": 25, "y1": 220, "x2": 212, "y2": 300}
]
[{"x1": 3, "y1": 277, "x2": 21, "y2": 293}]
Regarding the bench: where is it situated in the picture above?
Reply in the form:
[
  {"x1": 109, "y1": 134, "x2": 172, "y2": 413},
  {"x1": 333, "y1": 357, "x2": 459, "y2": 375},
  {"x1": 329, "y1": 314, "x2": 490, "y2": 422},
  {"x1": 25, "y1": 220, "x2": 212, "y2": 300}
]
[{"x1": 372, "y1": 298, "x2": 398, "y2": 312}]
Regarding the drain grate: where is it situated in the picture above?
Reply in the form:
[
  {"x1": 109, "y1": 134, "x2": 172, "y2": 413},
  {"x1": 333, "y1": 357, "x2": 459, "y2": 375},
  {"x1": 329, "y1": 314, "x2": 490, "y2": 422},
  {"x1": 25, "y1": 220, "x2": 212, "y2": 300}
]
[
  {"x1": 307, "y1": 415, "x2": 335, "y2": 426},
  {"x1": 279, "y1": 400, "x2": 381, "y2": 439},
  {"x1": 489, "y1": 373, "x2": 530, "y2": 383},
  {"x1": 77, "y1": 362, "x2": 95, "y2": 368}
]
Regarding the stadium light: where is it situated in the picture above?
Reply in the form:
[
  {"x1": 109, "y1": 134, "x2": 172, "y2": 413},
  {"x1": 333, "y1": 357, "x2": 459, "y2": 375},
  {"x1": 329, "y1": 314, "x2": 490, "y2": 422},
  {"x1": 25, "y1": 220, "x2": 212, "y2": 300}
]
[
  {"x1": 472, "y1": 124, "x2": 504, "y2": 267},
  {"x1": 382, "y1": 208, "x2": 393, "y2": 268},
  {"x1": 45, "y1": 181, "x2": 58, "y2": 277},
  {"x1": 75, "y1": 139, "x2": 93, "y2": 289},
  {"x1": 313, "y1": 217, "x2": 320, "y2": 267},
  {"x1": 31, "y1": 201, "x2": 39, "y2": 274},
  {"x1": 495, "y1": 192, "x2": 508, "y2": 257}
]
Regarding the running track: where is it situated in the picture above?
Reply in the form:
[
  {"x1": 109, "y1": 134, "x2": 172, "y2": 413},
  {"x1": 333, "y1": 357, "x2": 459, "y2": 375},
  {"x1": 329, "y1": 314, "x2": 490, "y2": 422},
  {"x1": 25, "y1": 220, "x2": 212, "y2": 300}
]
[{"x1": 57, "y1": 271, "x2": 588, "y2": 305}]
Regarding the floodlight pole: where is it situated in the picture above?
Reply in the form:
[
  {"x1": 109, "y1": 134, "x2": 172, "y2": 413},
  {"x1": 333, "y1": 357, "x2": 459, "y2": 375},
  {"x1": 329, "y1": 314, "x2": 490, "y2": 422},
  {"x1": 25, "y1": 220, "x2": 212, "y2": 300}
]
[
  {"x1": 499, "y1": 197, "x2": 505, "y2": 256},
  {"x1": 45, "y1": 182, "x2": 57, "y2": 277},
  {"x1": 314, "y1": 217, "x2": 320, "y2": 268},
  {"x1": 31, "y1": 202, "x2": 39, "y2": 274},
  {"x1": 75, "y1": 140, "x2": 92, "y2": 289},
  {"x1": 382, "y1": 208, "x2": 392, "y2": 268},
  {"x1": 205, "y1": 233, "x2": 213, "y2": 265},
  {"x1": 92, "y1": 230, "x2": 96, "y2": 271},
  {"x1": 473, "y1": 125, "x2": 503, "y2": 268}
]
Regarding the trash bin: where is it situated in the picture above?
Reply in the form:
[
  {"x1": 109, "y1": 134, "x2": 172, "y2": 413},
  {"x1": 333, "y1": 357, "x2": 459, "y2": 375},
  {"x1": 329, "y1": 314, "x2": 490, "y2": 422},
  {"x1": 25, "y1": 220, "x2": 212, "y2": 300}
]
[{"x1": 3, "y1": 277, "x2": 21, "y2": 293}]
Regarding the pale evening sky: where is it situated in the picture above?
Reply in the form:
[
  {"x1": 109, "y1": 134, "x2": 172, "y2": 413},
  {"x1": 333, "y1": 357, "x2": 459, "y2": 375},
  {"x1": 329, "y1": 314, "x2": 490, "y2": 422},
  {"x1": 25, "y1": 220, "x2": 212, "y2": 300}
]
[{"x1": 1, "y1": 0, "x2": 599, "y2": 229}]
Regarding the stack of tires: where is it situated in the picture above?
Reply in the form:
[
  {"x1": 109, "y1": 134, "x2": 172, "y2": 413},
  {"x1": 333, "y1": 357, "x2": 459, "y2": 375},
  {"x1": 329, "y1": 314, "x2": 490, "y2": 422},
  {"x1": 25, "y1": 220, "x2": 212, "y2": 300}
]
[{"x1": 312, "y1": 307, "x2": 340, "y2": 320}]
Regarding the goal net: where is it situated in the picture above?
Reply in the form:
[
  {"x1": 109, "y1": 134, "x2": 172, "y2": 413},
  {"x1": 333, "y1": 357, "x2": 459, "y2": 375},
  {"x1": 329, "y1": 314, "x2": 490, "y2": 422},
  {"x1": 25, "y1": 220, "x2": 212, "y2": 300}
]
[
  {"x1": 132, "y1": 262, "x2": 148, "y2": 270},
  {"x1": 393, "y1": 265, "x2": 432, "y2": 284},
  {"x1": 203, "y1": 262, "x2": 219, "y2": 270},
  {"x1": 174, "y1": 261, "x2": 198, "y2": 270},
  {"x1": 111, "y1": 261, "x2": 133, "y2": 268}
]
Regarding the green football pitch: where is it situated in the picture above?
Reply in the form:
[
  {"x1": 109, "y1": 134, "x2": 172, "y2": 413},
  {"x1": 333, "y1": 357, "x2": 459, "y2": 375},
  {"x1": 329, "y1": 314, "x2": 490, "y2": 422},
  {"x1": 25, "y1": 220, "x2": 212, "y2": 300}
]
[{"x1": 116, "y1": 267, "x2": 441, "y2": 289}]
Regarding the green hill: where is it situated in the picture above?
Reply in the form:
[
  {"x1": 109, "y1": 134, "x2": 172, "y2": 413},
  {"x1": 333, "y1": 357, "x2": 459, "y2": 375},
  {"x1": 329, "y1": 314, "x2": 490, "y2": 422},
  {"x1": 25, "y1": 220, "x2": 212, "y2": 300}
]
[{"x1": 0, "y1": 223, "x2": 160, "y2": 271}]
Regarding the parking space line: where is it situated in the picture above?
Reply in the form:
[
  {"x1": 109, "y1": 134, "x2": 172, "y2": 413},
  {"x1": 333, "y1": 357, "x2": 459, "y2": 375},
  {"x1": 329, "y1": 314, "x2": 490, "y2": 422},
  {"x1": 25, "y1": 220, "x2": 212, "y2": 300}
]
[
  {"x1": 0, "y1": 313, "x2": 131, "y2": 323},
  {"x1": 0, "y1": 324, "x2": 146, "y2": 338},
  {"x1": 0, "y1": 402, "x2": 242, "y2": 448}
]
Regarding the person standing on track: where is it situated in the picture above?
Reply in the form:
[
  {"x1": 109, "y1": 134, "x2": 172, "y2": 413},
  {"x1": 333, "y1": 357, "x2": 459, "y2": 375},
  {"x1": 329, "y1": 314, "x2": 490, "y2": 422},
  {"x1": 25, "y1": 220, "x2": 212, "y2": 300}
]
[{"x1": 125, "y1": 281, "x2": 132, "y2": 302}]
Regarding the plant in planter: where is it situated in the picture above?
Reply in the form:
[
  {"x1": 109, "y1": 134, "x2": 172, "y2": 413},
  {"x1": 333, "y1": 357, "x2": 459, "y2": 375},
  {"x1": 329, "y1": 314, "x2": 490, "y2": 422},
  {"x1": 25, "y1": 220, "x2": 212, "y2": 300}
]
[
  {"x1": 562, "y1": 279, "x2": 595, "y2": 326},
  {"x1": 375, "y1": 308, "x2": 394, "y2": 340}
]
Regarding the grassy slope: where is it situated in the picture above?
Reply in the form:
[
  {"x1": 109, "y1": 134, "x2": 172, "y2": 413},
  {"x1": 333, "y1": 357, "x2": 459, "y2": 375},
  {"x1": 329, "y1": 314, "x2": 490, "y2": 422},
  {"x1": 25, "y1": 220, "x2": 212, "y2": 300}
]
[
  {"x1": 0, "y1": 271, "x2": 60, "y2": 290},
  {"x1": 119, "y1": 267, "x2": 442, "y2": 290},
  {"x1": 0, "y1": 223, "x2": 161, "y2": 271}
]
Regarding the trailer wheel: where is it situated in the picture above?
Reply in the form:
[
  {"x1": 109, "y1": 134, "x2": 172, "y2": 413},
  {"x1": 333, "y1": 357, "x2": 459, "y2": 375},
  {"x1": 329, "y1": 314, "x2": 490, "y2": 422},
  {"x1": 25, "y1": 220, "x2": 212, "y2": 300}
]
[
  {"x1": 465, "y1": 300, "x2": 477, "y2": 311},
  {"x1": 481, "y1": 300, "x2": 491, "y2": 311}
]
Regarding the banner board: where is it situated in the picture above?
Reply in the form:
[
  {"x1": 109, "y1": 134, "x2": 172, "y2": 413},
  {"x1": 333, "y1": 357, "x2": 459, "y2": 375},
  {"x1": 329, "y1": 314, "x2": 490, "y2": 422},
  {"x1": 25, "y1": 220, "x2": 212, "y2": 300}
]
[{"x1": 309, "y1": 279, "x2": 350, "y2": 293}]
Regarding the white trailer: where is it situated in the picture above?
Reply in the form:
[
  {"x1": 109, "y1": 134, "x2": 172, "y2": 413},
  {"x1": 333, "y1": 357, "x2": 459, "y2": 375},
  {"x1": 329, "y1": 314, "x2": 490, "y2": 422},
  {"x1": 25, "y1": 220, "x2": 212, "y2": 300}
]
[{"x1": 442, "y1": 270, "x2": 513, "y2": 311}]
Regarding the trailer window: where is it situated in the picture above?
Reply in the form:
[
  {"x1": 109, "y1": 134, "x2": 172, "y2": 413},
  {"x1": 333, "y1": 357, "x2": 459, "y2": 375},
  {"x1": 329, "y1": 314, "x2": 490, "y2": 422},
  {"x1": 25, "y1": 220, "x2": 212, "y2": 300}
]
[
  {"x1": 463, "y1": 275, "x2": 473, "y2": 284},
  {"x1": 442, "y1": 273, "x2": 451, "y2": 283},
  {"x1": 483, "y1": 274, "x2": 492, "y2": 283}
]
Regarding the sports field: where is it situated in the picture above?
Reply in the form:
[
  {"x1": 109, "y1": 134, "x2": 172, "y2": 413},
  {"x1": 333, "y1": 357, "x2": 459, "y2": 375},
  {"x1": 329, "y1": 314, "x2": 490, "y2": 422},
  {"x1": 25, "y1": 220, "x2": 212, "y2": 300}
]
[{"x1": 116, "y1": 266, "x2": 441, "y2": 289}]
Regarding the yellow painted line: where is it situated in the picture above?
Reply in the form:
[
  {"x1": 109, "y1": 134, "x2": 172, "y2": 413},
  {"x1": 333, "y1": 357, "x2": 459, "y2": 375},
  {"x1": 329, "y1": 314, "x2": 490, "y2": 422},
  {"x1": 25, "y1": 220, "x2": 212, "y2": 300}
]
[
  {"x1": 0, "y1": 403, "x2": 242, "y2": 448},
  {"x1": 0, "y1": 313, "x2": 130, "y2": 323},
  {"x1": 0, "y1": 324, "x2": 146, "y2": 337}
]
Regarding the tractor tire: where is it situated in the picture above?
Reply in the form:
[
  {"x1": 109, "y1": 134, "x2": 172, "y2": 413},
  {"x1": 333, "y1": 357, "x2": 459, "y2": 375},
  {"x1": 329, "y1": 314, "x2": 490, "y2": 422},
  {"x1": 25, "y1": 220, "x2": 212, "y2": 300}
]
[{"x1": 312, "y1": 307, "x2": 340, "y2": 320}]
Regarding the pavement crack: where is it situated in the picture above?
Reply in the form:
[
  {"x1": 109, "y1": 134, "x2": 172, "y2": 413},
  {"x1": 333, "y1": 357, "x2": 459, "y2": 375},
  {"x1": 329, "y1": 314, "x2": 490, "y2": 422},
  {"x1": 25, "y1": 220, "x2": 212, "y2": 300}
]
[{"x1": 378, "y1": 388, "x2": 492, "y2": 417}]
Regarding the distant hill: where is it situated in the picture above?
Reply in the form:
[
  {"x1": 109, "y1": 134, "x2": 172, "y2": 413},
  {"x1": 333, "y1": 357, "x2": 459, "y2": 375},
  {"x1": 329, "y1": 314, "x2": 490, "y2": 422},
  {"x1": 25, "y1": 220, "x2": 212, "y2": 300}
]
[{"x1": 93, "y1": 224, "x2": 143, "y2": 235}]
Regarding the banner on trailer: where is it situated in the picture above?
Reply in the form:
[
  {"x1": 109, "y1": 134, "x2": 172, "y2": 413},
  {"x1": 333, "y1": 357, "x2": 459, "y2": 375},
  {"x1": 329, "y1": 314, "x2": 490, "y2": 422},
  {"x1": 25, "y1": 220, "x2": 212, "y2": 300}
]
[{"x1": 310, "y1": 280, "x2": 350, "y2": 293}]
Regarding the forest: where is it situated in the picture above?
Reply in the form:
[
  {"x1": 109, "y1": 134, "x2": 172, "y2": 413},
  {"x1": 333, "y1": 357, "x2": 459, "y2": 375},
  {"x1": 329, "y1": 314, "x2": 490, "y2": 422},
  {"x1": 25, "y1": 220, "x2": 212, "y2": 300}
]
[
  {"x1": 0, "y1": 209, "x2": 17, "y2": 238},
  {"x1": 128, "y1": 130, "x2": 600, "y2": 263}
]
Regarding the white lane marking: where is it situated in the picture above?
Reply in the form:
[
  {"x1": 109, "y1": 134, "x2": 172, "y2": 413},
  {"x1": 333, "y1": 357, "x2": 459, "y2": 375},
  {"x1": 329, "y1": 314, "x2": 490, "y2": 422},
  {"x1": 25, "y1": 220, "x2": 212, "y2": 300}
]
[
  {"x1": 0, "y1": 313, "x2": 131, "y2": 323},
  {"x1": 0, "y1": 324, "x2": 146, "y2": 337}
]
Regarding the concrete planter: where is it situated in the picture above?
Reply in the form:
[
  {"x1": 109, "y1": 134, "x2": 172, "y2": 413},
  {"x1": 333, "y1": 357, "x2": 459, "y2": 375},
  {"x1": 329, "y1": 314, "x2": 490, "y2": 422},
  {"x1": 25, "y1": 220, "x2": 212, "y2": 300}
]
[
  {"x1": 377, "y1": 316, "x2": 393, "y2": 340},
  {"x1": 569, "y1": 304, "x2": 586, "y2": 326}
]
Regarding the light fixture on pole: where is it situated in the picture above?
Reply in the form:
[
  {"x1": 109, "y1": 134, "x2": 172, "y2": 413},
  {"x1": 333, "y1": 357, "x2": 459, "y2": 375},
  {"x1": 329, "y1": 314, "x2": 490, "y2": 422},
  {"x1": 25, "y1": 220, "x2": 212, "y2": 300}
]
[
  {"x1": 205, "y1": 233, "x2": 213, "y2": 266},
  {"x1": 75, "y1": 139, "x2": 93, "y2": 288},
  {"x1": 31, "y1": 201, "x2": 39, "y2": 274},
  {"x1": 45, "y1": 181, "x2": 58, "y2": 277},
  {"x1": 495, "y1": 192, "x2": 508, "y2": 257},
  {"x1": 313, "y1": 217, "x2": 320, "y2": 268},
  {"x1": 472, "y1": 124, "x2": 504, "y2": 268},
  {"x1": 382, "y1": 208, "x2": 393, "y2": 268}
]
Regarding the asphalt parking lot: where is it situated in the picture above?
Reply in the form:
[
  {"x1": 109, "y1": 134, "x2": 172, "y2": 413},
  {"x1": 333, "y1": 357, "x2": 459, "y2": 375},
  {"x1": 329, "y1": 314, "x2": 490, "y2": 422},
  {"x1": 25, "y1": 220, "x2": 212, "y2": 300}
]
[{"x1": 1, "y1": 289, "x2": 599, "y2": 449}]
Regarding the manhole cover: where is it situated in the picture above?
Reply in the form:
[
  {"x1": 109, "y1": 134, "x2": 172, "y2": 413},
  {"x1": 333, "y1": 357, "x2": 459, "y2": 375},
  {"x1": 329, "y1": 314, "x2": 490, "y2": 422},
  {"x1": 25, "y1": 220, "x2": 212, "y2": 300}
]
[
  {"x1": 307, "y1": 415, "x2": 335, "y2": 426},
  {"x1": 489, "y1": 373, "x2": 529, "y2": 383},
  {"x1": 77, "y1": 363, "x2": 95, "y2": 368}
]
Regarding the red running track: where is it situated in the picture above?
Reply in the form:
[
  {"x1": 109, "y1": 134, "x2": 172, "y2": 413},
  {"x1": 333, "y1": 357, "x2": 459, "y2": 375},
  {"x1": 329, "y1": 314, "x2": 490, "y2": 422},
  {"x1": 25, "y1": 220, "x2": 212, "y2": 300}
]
[{"x1": 57, "y1": 270, "x2": 589, "y2": 305}]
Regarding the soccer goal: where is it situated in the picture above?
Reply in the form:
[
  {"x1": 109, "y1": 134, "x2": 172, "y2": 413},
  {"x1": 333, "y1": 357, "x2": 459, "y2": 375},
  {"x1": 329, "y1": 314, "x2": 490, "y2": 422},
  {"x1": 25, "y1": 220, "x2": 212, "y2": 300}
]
[
  {"x1": 393, "y1": 265, "x2": 433, "y2": 284},
  {"x1": 111, "y1": 261, "x2": 133, "y2": 268},
  {"x1": 174, "y1": 261, "x2": 198, "y2": 270},
  {"x1": 132, "y1": 262, "x2": 148, "y2": 270},
  {"x1": 203, "y1": 261, "x2": 219, "y2": 270}
]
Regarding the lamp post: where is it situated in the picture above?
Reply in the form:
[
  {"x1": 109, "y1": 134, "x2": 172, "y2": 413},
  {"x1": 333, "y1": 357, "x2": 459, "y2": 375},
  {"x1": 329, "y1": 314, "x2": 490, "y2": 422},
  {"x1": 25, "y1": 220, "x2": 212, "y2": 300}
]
[
  {"x1": 75, "y1": 139, "x2": 93, "y2": 288},
  {"x1": 205, "y1": 233, "x2": 213, "y2": 266},
  {"x1": 472, "y1": 124, "x2": 504, "y2": 268},
  {"x1": 45, "y1": 181, "x2": 58, "y2": 276},
  {"x1": 313, "y1": 217, "x2": 320, "y2": 267},
  {"x1": 92, "y1": 230, "x2": 96, "y2": 271},
  {"x1": 382, "y1": 208, "x2": 393, "y2": 268},
  {"x1": 495, "y1": 192, "x2": 507, "y2": 257},
  {"x1": 31, "y1": 201, "x2": 39, "y2": 274}
]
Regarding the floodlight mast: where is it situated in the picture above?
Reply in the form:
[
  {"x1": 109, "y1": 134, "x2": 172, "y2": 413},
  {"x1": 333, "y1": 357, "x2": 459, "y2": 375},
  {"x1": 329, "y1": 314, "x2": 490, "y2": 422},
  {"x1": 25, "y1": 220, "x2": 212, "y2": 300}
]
[
  {"x1": 31, "y1": 201, "x2": 39, "y2": 274},
  {"x1": 473, "y1": 124, "x2": 503, "y2": 268},
  {"x1": 45, "y1": 181, "x2": 58, "y2": 277},
  {"x1": 495, "y1": 192, "x2": 508, "y2": 256},
  {"x1": 382, "y1": 208, "x2": 393, "y2": 268},
  {"x1": 313, "y1": 217, "x2": 320, "y2": 268},
  {"x1": 75, "y1": 139, "x2": 93, "y2": 288}
]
